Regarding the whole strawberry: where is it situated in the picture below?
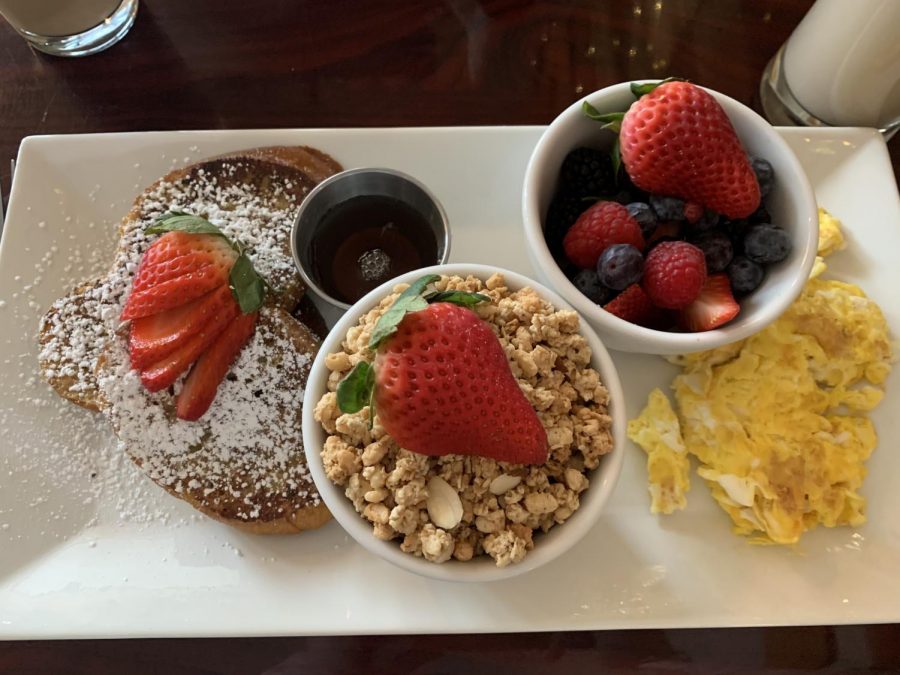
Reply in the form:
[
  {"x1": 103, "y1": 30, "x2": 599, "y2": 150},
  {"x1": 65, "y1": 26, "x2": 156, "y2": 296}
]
[
  {"x1": 563, "y1": 200, "x2": 645, "y2": 269},
  {"x1": 336, "y1": 276, "x2": 549, "y2": 465},
  {"x1": 616, "y1": 81, "x2": 761, "y2": 219}
]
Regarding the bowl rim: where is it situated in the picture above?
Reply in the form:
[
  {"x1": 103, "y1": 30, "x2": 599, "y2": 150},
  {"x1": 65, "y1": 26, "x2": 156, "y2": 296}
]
[
  {"x1": 522, "y1": 80, "x2": 819, "y2": 354},
  {"x1": 301, "y1": 263, "x2": 626, "y2": 582}
]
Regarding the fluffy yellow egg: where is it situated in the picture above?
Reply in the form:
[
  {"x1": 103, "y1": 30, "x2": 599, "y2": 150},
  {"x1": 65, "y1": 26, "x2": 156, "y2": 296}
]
[{"x1": 629, "y1": 209, "x2": 893, "y2": 544}]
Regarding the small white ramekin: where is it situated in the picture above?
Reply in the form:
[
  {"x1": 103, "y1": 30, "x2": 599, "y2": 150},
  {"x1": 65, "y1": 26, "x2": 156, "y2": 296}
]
[
  {"x1": 302, "y1": 263, "x2": 626, "y2": 582},
  {"x1": 522, "y1": 81, "x2": 819, "y2": 354}
]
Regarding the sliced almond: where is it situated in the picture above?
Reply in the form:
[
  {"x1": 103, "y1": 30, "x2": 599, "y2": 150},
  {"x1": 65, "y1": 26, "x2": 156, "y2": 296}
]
[
  {"x1": 489, "y1": 473, "x2": 522, "y2": 495},
  {"x1": 426, "y1": 476, "x2": 463, "y2": 530}
]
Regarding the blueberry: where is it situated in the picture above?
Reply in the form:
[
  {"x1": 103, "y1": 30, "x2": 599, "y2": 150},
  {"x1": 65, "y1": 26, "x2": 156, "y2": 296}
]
[
  {"x1": 649, "y1": 195, "x2": 685, "y2": 221},
  {"x1": 559, "y1": 148, "x2": 615, "y2": 198},
  {"x1": 728, "y1": 256, "x2": 765, "y2": 295},
  {"x1": 744, "y1": 224, "x2": 792, "y2": 264},
  {"x1": 749, "y1": 156, "x2": 774, "y2": 197},
  {"x1": 626, "y1": 202, "x2": 658, "y2": 239},
  {"x1": 693, "y1": 231, "x2": 733, "y2": 274},
  {"x1": 596, "y1": 244, "x2": 644, "y2": 290},
  {"x1": 572, "y1": 268, "x2": 614, "y2": 304}
]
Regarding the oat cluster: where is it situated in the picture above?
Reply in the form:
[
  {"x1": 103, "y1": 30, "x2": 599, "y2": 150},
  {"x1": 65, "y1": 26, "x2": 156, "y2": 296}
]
[{"x1": 314, "y1": 273, "x2": 613, "y2": 566}]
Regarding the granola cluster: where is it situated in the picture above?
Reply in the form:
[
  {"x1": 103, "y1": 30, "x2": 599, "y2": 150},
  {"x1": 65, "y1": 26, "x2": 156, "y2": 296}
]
[{"x1": 314, "y1": 273, "x2": 613, "y2": 566}]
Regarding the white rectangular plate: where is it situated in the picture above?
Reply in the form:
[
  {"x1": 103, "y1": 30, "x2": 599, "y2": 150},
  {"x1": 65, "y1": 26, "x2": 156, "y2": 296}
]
[{"x1": 0, "y1": 127, "x2": 897, "y2": 639}]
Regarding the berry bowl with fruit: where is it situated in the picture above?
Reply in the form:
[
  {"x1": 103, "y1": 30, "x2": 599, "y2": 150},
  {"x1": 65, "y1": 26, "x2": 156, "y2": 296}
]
[
  {"x1": 522, "y1": 79, "x2": 818, "y2": 354},
  {"x1": 302, "y1": 264, "x2": 626, "y2": 582}
]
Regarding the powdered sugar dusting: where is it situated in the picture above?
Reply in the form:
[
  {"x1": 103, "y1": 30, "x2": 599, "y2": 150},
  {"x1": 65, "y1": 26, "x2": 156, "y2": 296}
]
[
  {"x1": 30, "y1": 156, "x2": 324, "y2": 530},
  {"x1": 98, "y1": 306, "x2": 321, "y2": 520}
]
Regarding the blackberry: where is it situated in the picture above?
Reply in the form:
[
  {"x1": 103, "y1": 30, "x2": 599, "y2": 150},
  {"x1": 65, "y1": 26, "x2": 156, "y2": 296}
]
[
  {"x1": 728, "y1": 256, "x2": 765, "y2": 295},
  {"x1": 626, "y1": 202, "x2": 658, "y2": 239},
  {"x1": 693, "y1": 231, "x2": 733, "y2": 274},
  {"x1": 572, "y1": 268, "x2": 614, "y2": 305},
  {"x1": 559, "y1": 148, "x2": 615, "y2": 198},
  {"x1": 744, "y1": 224, "x2": 792, "y2": 264},
  {"x1": 649, "y1": 194, "x2": 686, "y2": 221},
  {"x1": 749, "y1": 156, "x2": 774, "y2": 197},
  {"x1": 597, "y1": 244, "x2": 644, "y2": 290},
  {"x1": 545, "y1": 192, "x2": 591, "y2": 260}
]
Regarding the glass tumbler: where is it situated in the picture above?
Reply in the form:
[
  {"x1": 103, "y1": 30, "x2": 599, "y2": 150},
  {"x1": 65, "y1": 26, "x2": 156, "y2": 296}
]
[{"x1": 0, "y1": 0, "x2": 138, "y2": 57}]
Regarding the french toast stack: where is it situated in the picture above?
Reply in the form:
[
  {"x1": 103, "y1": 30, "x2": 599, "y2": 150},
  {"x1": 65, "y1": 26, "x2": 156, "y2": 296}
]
[{"x1": 38, "y1": 146, "x2": 342, "y2": 533}]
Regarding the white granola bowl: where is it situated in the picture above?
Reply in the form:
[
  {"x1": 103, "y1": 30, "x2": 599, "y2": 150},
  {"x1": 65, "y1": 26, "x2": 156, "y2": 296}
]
[
  {"x1": 302, "y1": 263, "x2": 626, "y2": 582},
  {"x1": 522, "y1": 80, "x2": 819, "y2": 354}
]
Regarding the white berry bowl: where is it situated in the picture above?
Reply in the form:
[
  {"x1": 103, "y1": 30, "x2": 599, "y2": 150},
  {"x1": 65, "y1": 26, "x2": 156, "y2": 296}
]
[
  {"x1": 302, "y1": 263, "x2": 626, "y2": 582},
  {"x1": 522, "y1": 80, "x2": 819, "y2": 354}
]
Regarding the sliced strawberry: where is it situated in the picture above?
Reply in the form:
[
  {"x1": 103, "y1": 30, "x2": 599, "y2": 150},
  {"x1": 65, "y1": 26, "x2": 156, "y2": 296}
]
[
  {"x1": 139, "y1": 300, "x2": 240, "y2": 392},
  {"x1": 679, "y1": 274, "x2": 740, "y2": 332},
  {"x1": 373, "y1": 302, "x2": 548, "y2": 465},
  {"x1": 128, "y1": 285, "x2": 235, "y2": 370},
  {"x1": 603, "y1": 283, "x2": 661, "y2": 327},
  {"x1": 121, "y1": 231, "x2": 237, "y2": 320},
  {"x1": 122, "y1": 265, "x2": 231, "y2": 320},
  {"x1": 176, "y1": 311, "x2": 258, "y2": 421},
  {"x1": 131, "y1": 232, "x2": 237, "y2": 295}
]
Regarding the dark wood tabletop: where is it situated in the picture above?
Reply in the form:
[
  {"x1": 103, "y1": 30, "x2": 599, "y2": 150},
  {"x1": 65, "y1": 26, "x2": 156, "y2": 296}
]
[{"x1": 1, "y1": 1, "x2": 898, "y2": 673}]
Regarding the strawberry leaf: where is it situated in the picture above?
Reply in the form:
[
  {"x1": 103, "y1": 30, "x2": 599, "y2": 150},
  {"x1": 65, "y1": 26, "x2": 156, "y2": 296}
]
[
  {"x1": 582, "y1": 102, "x2": 623, "y2": 132},
  {"x1": 145, "y1": 211, "x2": 226, "y2": 237},
  {"x1": 630, "y1": 77, "x2": 685, "y2": 98},
  {"x1": 425, "y1": 290, "x2": 489, "y2": 308},
  {"x1": 229, "y1": 253, "x2": 267, "y2": 314},
  {"x1": 611, "y1": 139, "x2": 622, "y2": 186},
  {"x1": 369, "y1": 274, "x2": 440, "y2": 349},
  {"x1": 336, "y1": 361, "x2": 375, "y2": 414}
]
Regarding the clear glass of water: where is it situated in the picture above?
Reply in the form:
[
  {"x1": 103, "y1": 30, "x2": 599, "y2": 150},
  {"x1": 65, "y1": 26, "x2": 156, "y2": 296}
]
[{"x1": 0, "y1": 0, "x2": 138, "y2": 57}]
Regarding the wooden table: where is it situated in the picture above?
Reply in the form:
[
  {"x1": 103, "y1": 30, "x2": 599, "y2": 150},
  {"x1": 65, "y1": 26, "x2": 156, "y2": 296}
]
[{"x1": 0, "y1": 1, "x2": 897, "y2": 672}]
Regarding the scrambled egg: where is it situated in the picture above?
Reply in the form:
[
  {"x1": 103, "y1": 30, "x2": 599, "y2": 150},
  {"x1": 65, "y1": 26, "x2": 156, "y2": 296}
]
[
  {"x1": 626, "y1": 389, "x2": 690, "y2": 514},
  {"x1": 628, "y1": 209, "x2": 893, "y2": 544}
]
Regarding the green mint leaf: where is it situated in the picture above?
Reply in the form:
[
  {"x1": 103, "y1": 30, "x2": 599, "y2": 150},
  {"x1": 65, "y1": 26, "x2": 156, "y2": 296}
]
[
  {"x1": 145, "y1": 212, "x2": 227, "y2": 237},
  {"x1": 336, "y1": 362, "x2": 375, "y2": 414},
  {"x1": 630, "y1": 77, "x2": 685, "y2": 98},
  {"x1": 229, "y1": 253, "x2": 267, "y2": 314},
  {"x1": 426, "y1": 290, "x2": 489, "y2": 308},
  {"x1": 368, "y1": 274, "x2": 440, "y2": 350}
]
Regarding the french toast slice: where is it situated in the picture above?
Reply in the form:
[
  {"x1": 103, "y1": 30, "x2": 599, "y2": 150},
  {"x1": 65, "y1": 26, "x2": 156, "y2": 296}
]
[
  {"x1": 37, "y1": 276, "x2": 119, "y2": 412},
  {"x1": 38, "y1": 146, "x2": 343, "y2": 412},
  {"x1": 96, "y1": 306, "x2": 330, "y2": 533}
]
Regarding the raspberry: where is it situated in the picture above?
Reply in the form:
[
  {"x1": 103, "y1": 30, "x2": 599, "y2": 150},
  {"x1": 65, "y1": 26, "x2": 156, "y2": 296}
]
[
  {"x1": 642, "y1": 241, "x2": 708, "y2": 309},
  {"x1": 562, "y1": 200, "x2": 645, "y2": 269}
]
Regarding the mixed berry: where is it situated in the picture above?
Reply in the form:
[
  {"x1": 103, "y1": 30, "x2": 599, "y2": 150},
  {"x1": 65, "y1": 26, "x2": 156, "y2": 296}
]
[{"x1": 544, "y1": 79, "x2": 792, "y2": 332}]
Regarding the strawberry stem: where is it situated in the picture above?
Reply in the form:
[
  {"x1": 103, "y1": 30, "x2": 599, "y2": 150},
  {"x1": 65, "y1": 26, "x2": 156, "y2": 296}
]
[
  {"x1": 630, "y1": 77, "x2": 685, "y2": 99},
  {"x1": 581, "y1": 102, "x2": 623, "y2": 133}
]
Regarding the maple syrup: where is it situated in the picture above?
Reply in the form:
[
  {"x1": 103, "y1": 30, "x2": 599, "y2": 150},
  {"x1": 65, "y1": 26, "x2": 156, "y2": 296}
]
[{"x1": 309, "y1": 195, "x2": 439, "y2": 305}]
